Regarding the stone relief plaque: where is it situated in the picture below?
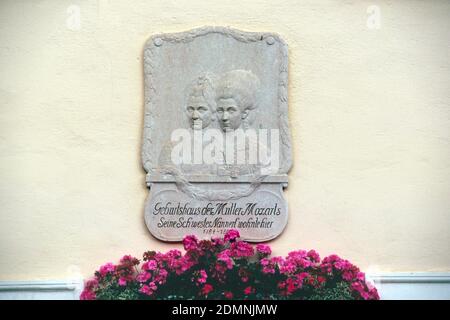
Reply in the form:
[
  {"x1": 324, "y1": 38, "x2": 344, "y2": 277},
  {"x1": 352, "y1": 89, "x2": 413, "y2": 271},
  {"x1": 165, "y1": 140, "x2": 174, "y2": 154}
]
[{"x1": 142, "y1": 26, "x2": 292, "y2": 242}]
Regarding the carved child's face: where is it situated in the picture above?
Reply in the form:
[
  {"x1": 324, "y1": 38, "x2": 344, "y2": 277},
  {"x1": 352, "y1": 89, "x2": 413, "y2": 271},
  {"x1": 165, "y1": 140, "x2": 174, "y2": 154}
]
[
  {"x1": 186, "y1": 95, "x2": 212, "y2": 129},
  {"x1": 216, "y1": 98, "x2": 247, "y2": 131}
]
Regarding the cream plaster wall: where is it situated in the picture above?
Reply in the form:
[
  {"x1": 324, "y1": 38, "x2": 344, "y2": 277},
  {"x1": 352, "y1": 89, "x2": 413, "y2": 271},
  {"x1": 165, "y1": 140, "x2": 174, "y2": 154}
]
[{"x1": 0, "y1": 0, "x2": 449, "y2": 281}]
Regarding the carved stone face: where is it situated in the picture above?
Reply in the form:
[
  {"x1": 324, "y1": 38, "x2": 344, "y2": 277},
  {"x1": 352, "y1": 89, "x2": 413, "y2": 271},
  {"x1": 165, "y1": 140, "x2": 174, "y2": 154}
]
[
  {"x1": 186, "y1": 95, "x2": 212, "y2": 129},
  {"x1": 216, "y1": 98, "x2": 247, "y2": 131}
]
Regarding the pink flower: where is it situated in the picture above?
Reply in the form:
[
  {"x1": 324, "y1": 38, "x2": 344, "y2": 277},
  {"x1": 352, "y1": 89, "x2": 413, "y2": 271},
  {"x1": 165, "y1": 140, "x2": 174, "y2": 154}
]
[
  {"x1": 297, "y1": 272, "x2": 310, "y2": 284},
  {"x1": 174, "y1": 255, "x2": 195, "y2": 274},
  {"x1": 343, "y1": 270, "x2": 355, "y2": 281},
  {"x1": 324, "y1": 254, "x2": 340, "y2": 263},
  {"x1": 224, "y1": 291, "x2": 233, "y2": 299},
  {"x1": 279, "y1": 260, "x2": 296, "y2": 274},
  {"x1": 231, "y1": 241, "x2": 254, "y2": 257},
  {"x1": 357, "y1": 272, "x2": 366, "y2": 281},
  {"x1": 80, "y1": 278, "x2": 98, "y2": 300},
  {"x1": 260, "y1": 258, "x2": 275, "y2": 274},
  {"x1": 137, "y1": 271, "x2": 151, "y2": 283},
  {"x1": 286, "y1": 278, "x2": 297, "y2": 294},
  {"x1": 139, "y1": 285, "x2": 151, "y2": 296},
  {"x1": 285, "y1": 250, "x2": 312, "y2": 269},
  {"x1": 277, "y1": 280, "x2": 288, "y2": 297},
  {"x1": 224, "y1": 229, "x2": 240, "y2": 242},
  {"x1": 271, "y1": 256, "x2": 284, "y2": 264},
  {"x1": 98, "y1": 262, "x2": 115, "y2": 277},
  {"x1": 140, "y1": 282, "x2": 157, "y2": 296},
  {"x1": 118, "y1": 277, "x2": 127, "y2": 286},
  {"x1": 334, "y1": 259, "x2": 349, "y2": 270},
  {"x1": 157, "y1": 268, "x2": 168, "y2": 281},
  {"x1": 84, "y1": 279, "x2": 98, "y2": 289},
  {"x1": 320, "y1": 262, "x2": 333, "y2": 274},
  {"x1": 80, "y1": 289, "x2": 96, "y2": 300},
  {"x1": 244, "y1": 286, "x2": 254, "y2": 295},
  {"x1": 212, "y1": 237, "x2": 225, "y2": 247},
  {"x1": 197, "y1": 269, "x2": 208, "y2": 284},
  {"x1": 119, "y1": 254, "x2": 139, "y2": 265},
  {"x1": 165, "y1": 249, "x2": 182, "y2": 259},
  {"x1": 307, "y1": 250, "x2": 320, "y2": 263},
  {"x1": 351, "y1": 282, "x2": 368, "y2": 299},
  {"x1": 201, "y1": 284, "x2": 214, "y2": 296},
  {"x1": 217, "y1": 250, "x2": 234, "y2": 269},
  {"x1": 368, "y1": 287, "x2": 380, "y2": 300},
  {"x1": 183, "y1": 235, "x2": 198, "y2": 251},
  {"x1": 351, "y1": 281, "x2": 380, "y2": 300},
  {"x1": 157, "y1": 250, "x2": 182, "y2": 271},
  {"x1": 256, "y1": 244, "x2": 272, "y2": 256},
  {"x1": 142, "y1": 260, "x2": 157, "y2": 271}
]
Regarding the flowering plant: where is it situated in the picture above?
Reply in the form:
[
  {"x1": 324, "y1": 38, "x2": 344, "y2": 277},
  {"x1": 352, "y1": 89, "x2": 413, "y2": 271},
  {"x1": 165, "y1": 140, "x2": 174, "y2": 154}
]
[{"x1": 80, "y1": 230, "x2": 379, "y2": 300}]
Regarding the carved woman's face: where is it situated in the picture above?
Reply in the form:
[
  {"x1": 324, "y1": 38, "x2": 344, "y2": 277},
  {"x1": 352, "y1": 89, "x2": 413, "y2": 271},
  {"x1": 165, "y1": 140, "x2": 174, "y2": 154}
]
[
  {"x1": 186, "y1": 95, "x2": 212, "y2": 129},
  {"x1": 216, "y1": 98, "x2": 246, "y2": 131}
]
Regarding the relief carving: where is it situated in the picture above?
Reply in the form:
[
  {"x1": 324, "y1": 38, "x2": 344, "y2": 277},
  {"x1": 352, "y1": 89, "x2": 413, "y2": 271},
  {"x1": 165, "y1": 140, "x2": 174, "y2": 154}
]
[{"x1": 142, "y1": 26, "x2": 292, "y2": 241}]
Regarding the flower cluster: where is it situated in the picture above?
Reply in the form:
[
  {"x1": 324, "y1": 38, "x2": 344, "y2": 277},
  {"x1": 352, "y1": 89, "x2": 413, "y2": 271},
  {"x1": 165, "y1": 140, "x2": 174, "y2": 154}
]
[{"x1": 80, "y1": 230, "x2": 379, "y2": 300}]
